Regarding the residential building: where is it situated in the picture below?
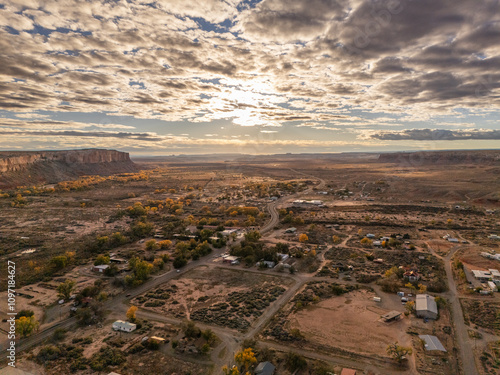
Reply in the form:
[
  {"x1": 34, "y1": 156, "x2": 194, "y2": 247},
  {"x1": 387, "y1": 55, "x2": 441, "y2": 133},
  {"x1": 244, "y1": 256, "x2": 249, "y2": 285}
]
[
  {"x1": 112, "y1": 320, "x2": 137, "y2": 332},
  {"x1": 472, "y1": 270, "x2": 492, "y2": 282},
  {"x1": 404, "y1": 270, "x2": 420, "y2": 282},
  {"x1": 92, "y1": 264, "x2": 109, "y2": 273}
]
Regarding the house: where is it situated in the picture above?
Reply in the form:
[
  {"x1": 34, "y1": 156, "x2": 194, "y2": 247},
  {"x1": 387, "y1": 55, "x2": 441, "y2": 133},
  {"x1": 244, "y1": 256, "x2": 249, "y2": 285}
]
[
  {"x1": 366, "y1": 233, "x2": 376, "y2": 239},
  {"x1": 112, "y1": 320, "x2": 137, "y2": 332},
  {"x1": 381, "y1": 311, "x2": 402, "y2": 322},
  {"x1": 488, "y1": 234, "x2": 500, "y2": 240},
  {"x1": 447, "y1": 238, "x2": 459, "y2": 243},
  {"x1": 373, "y1": 240, "x2": 382, "y2": 247},
  {"x1": 92, "y1": 264, "x2": 110, "y2": 273},
  {"x1": 472, "y1": 270, "x2": 492, "y2": 282},
  {"x1": 404, "y1": 270, "x2": 420, "y2": 282},
  {"x1": 284, "y1": 227, "x2": 297, "y2": 234},
  {"x1": 340, "y1": 369, "x2": 357, "y2": 375},
  {"x1": 416, "y1": 294, "x2": 438, "y2": 320},
  {"x1": 419, "y1": 335, "x2": 447, "y2": 353},
  {"x1": 254, "y1": 361, "x2": 275, "y2": 375},
  {"x1": 489, "y1": 269, "x2": 500, "y2": 279}
]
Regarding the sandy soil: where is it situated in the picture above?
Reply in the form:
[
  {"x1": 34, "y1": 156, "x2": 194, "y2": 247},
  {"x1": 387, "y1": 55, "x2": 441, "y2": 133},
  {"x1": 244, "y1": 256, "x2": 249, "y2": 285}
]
[{"x1": 288, "y1": 289, "x2": 410, "y2": 357}]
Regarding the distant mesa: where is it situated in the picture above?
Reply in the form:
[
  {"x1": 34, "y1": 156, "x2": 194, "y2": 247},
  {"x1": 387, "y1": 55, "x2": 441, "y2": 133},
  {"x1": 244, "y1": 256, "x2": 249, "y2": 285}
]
[
  {"x1": 378, "y1": 150, "x2": 500, "y2": 165},
  {"x1": 0, "y1": 149, "x2": 138, "y2": 188}
]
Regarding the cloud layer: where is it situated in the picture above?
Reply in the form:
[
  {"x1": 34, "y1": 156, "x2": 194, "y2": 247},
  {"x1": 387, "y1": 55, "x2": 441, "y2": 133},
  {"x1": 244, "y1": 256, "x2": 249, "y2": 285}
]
[{"x1": 0, "y1": 0, "x2": 499, "y2": 152}]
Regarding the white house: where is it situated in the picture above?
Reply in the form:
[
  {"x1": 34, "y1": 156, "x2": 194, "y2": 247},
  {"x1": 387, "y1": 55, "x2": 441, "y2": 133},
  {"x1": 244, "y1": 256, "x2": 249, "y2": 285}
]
[
  {"x1": 92, "y1": 264, "x2": 109, "y2": 273},
  {"x1": 112, "y1": 320, "x2": 137, "y2": 332},
  {"x1": 416, "y1": 294, "x2": 438, "y2": 320}
]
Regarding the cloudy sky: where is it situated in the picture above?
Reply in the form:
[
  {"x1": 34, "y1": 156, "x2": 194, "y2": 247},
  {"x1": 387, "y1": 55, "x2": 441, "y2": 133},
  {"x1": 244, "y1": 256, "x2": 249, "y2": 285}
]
[{"x1": 1, "y1": 0, "x2": 499, "y2": 155}]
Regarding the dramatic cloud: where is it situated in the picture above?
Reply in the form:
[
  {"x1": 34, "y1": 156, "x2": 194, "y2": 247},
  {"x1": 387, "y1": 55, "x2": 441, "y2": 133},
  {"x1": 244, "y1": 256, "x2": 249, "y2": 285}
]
[{"x1": 0, "y1": 0, "x2": 499, "y2": 153}]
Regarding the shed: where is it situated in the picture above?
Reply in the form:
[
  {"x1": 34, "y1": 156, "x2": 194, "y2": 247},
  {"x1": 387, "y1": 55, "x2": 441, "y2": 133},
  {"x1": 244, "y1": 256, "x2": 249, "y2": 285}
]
[
  {"x1": 416, "y1": 294, "x2": 438, "y2": 320},
  {"x1": 488, "y1": 281, "x2": 498, "y2": 292},
  {"x1": 150, "y1": 336, "x2": 166, "y2": 344},
  {"x1": 255, "y1": 361, "x2": 275, "y2": 375},
  {"x1": 381, "y1": 311, "x2": 402, "y2": 322},
  {"x1": 92, "y1": 264, "x2": 110, "y2": 273},
  {"x1": 419, "y1": 335, "x2": 447, "y2": 352},
  {"x1": 112, "y1": 320, "x2": 137, "y2": 332}
]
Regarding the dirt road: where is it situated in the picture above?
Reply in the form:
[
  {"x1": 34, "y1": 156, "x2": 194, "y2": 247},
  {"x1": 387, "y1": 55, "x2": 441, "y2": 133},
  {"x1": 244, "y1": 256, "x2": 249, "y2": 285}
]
[{"x1": 427, "y1": 243, "x2": 478, "y2": 375}]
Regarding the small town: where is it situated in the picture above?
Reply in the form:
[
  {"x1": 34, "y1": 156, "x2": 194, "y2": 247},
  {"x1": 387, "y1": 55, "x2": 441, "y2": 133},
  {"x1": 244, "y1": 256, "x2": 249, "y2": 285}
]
[{"x1": 1, "y1": 150, "x2": 500, "y2": 375}]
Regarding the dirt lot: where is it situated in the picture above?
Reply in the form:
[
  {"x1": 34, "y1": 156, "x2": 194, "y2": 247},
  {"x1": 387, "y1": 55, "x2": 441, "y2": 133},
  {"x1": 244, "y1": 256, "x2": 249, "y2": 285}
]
[
  {"x1": 133, "y1": 265, "x2": 293, "y2": 331},
  {"x1": 286, "y1": 289, "x2": 410, "y2": 358}
]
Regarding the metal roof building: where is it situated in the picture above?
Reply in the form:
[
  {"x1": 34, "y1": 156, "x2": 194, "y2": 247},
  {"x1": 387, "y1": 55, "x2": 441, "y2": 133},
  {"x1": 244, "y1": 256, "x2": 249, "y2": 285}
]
[
  {"x1": 419, "y1": 335, "x2": 447, "y2": 352},
  {"x1": 416, "y1": 294, "x2": 438, "y2": 320}
]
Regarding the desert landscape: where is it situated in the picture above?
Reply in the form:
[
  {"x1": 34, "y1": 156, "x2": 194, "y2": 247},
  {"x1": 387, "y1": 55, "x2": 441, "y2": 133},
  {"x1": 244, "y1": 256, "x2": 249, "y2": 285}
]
[{"x1": 0, "y1": 149, "x2": 498, "y2": 375}]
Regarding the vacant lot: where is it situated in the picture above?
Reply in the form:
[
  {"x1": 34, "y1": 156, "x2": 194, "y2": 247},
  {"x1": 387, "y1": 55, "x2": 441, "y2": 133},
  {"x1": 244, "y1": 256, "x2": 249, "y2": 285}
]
[
  {"x1": 287, "y1": 289, "x2": 410, "y2": 357},
  {"x1": 133, "y1": 265, "x2": 293, "y2": 331}
]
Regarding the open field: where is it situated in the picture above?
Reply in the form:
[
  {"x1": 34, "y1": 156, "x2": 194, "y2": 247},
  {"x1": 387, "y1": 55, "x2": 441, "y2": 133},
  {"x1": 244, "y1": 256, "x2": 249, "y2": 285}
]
[
  {"x1": 1, "y1": 152, "x2": 500, "y2": 375},
  {"x1": 133, "y1": 266, "x2": 293, "y2": 331},
  {"x1": 288, "y1": 289, "x2": 410, "y2": 357}
]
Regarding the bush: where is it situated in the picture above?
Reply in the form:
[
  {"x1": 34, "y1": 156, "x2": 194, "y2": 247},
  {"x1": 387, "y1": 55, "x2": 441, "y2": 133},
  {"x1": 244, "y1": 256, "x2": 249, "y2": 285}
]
[{"x1": 36, "y1": 345, "x2": 61, "y2": 364}]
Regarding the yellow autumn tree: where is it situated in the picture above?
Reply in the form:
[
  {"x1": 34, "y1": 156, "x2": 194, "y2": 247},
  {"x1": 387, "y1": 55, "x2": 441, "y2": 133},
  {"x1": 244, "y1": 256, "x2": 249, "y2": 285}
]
[
  {"x1": 299, "y1": 233, "x2": 309, "y2": 243},
  {"x1": 16, "y1": 316, "x2": 39, "y2": 338},
  {"x1": 126, "y1": 305, "x2": 138, "y2": 322},
  {"x1": 234, "y1": 348, "x2": 257, "y2": 372}
]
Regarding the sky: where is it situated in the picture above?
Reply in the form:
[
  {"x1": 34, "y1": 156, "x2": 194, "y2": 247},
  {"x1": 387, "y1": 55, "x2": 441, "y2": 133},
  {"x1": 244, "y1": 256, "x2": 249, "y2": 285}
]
[{"x1": 0, "y1": 0, "x2": 499, "y2": 155}]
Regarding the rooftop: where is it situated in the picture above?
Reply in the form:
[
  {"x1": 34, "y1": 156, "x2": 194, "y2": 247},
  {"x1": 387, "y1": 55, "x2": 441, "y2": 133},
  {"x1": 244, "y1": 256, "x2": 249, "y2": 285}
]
[
  {"x1": 416, "y1": 294, "x2": 438, "y2": 314},
  {"x1": 419, "y1": 335, "x2": 447, "y2": 352}
]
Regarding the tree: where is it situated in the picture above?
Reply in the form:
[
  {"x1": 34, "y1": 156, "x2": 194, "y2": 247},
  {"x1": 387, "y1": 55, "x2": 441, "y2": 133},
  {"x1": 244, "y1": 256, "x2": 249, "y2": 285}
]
[
  {"x1": 418, "y1": 284, "x2": 427, "y2": 294},
  {"x1": 360, "y1": 237, "x2": 373, "y2": 247},
  {"x1": 183, "y1": 320, "x2": 201, "y2": 338},
  {"x1": 159, "y1": 240, "x2": 172, "y2": 249},
  {"x1": 201, "y1": 328, "x2": 217, "y2": 345},
  {"x1": 94, "y1": 255, "x2": 110, "y2": 266},
  {"x1": 405, "y1": 282, "x2": 416, "y2": 294},
  {"x1": 57, "y1": 279, "x2": 76, "y2": 300},
  {"x1": 386, "y1": 342, "x2": 412, "y2": 363},
  {"x1": 134, "y1": 260, "x2": 153, "y2": 280},
  {"x1": 244, "y1": 231, "x2": 261, "y2": 242},
  {"x1": 284, "y1": 352, "x2": 307, "y2": 371},
  {"x1": 145, "y1": 239, "x2": 159, "y2": 251},
  {"x1": 222, "y1": 366, "x2": 240, "y2": 375},
  {"x1": 404, "y1": 301, "x2": 415, "y2": 314},
  {"x1": 16, "y1": 315, "x2": 39, "y2": 337},
  {"x1": 50, "y1": 255, "x2": 68, "y2": 271},
  {"x1": 332, "y1": 235, "x2": 340, "y2": 244},
  {"x1": 126, "y1": 306, "x2": 138, "y2": 322},
  {"x1": 234, "y1": 348, "x2": 257, "y2": 372},
  {"x1": 299, "y1": 233, "x2": 308, "y2": 243}
]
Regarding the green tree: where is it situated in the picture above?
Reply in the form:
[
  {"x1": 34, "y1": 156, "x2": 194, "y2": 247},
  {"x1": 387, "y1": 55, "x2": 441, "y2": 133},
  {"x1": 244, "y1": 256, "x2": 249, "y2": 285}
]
[
  {"x1": 94, "y1": 255, "x2": 110, "y2": 266},
  {"x1": 57, "y1": 279, "x2": 76, "y2": 300}
]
